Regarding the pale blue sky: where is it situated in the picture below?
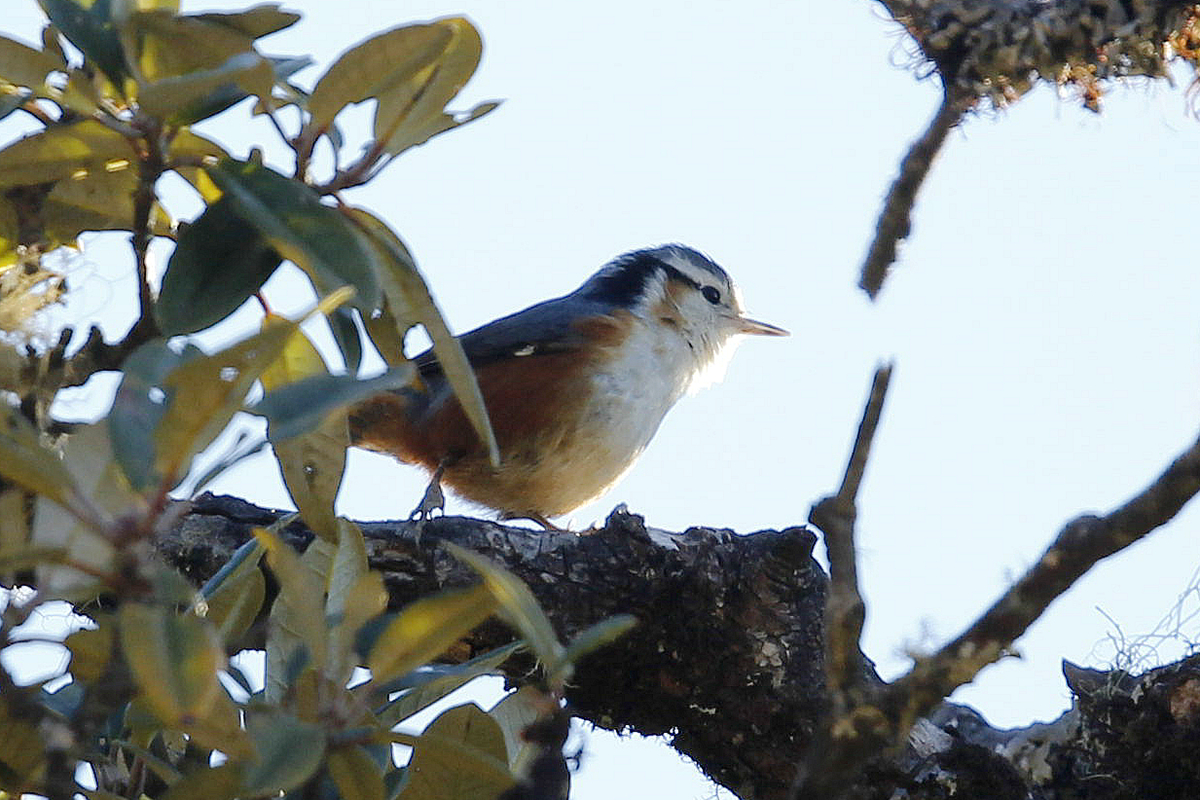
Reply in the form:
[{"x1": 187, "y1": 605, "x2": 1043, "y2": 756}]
[{"x1": 4, "y1": 2, "x2": 1200, "y2": 798}]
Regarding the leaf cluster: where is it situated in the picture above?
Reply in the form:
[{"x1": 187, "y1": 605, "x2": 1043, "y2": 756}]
[{"x1": 0, "y1": 3, "x2": 631, "y2": 799}]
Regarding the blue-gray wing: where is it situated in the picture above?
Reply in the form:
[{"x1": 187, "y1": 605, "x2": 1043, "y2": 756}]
[{"x1": 413, "y1": 293, "x2": 610, "y2": 383}]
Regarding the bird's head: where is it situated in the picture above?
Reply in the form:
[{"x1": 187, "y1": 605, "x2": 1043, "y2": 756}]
[{"x1": 581, "y1": 244, "x2": 787, "y2": 387}]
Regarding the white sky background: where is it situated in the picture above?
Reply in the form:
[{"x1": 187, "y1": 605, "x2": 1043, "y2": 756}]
[{"x1": 5, "y1": 1, "x2": 1200, "y2": 798}]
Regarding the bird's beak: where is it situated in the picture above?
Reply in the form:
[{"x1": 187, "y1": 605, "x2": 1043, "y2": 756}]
[{"x1": 736, "y1": 315, "x2": 789, "y2": 336}]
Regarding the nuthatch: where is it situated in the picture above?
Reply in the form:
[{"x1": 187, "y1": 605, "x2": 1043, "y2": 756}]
[{"x1": 349, "y1": 244, "x2": 787, "y2": 529}]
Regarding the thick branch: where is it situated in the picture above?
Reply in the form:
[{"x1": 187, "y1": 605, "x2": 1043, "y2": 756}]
[
  {"x1": 162, "y1": 497, "x2": 843, "y2": 800},
  {"x1": 877, "y1": 0, "x2": 1197, "y2": 106}
]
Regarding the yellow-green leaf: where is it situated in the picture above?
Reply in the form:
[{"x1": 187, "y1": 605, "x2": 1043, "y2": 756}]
[
  {"x1": 0, "y1": 33, "x2": 66, "y2": 89},
  {"x1": 201, "y1": 555, "x2": 266, "y2": 645},
  {"x1": 260, "y1": 319, "x2": 344, "y2": 542},
  {"x1": 0, "y1": 402, "x2": 85, "y2": 515},
  {"x1": 65, "y1": 620, "x2": 114, "y2": 682},
  {"x1": 348, "y1": 207, "x2": 498, "y2": 466},
  {"x1": 159, "y1": 763, "x2": 240, "y2": 800},
  {"x1": 190, "y1": 5, "x2": 300, "y2": 39},
  {"x1": 241, "y1": 710, "x2": 327, "y2": 795},
  {"x1": 374, "y1": 642, "x2": 523, "y2": 728},
  {"x1": 38, "y1": 0, "x2": 128, "y2": 88},
  {"x1": 118, "y1": 603, "x2": 225, "y2": 728},
  {"x1": 373, "y1": 17, "x2": 483, "y2": 156},
  {"x1": 0, "y1": 695, "x2": 45, "y2": 790},
  {"x1": 138, "y1": 50, "x2": 274, "y2": 123},
  {"x1": 367, "y1": 584, "x2": 497, "y2": 684},
  {"x1": 131, "y1": 9, "x2": 259, "y2": 82},
  {"x1": 152, "y1": 293, "x2": 350, "y2": 485},
  {"x1": 327, "y1": 745, "x2": 386, "y2": 800},
  {"x1": 0, "y1": 119, "x2": 133, "y2": 189},
  {"x1": 395, "y1": 703, "x2": 514, "y2": 800},
  {"x1": 44, "y1": 162, "x2": 173, "y2": 239},
  {"x1": 446, "y1": 543, "x2": 564, "y2": 671},
  {"x1": 305, "y1": 21, "x2": 453, "y2": 134},
  {"x1": 257, "y1": 526, "x2": 328, "y2": 700},
  {"x1": 489, "y1": 686, "x2": 543, "y2": 774},
  {"x1": 206, "y1": 158, "x2": 382, "y2": 310},
  {"x1": 31, "y1": 421, "x2": 130, "y2": 597}
]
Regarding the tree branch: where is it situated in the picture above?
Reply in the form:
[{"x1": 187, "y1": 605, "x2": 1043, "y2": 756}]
[
  {"x1": 162, "y1": 496, "x2": 838, "y2": 800},
  {"x1": 858, "y1": 95, "x2": 968, "y2": 299},
  {"x1": 883, "y1": 428, "x2": 1200, "y2": 729}
]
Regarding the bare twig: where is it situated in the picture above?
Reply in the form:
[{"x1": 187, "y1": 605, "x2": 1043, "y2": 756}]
[
  {"x1": 130, "y1": 119, "x2": 165, "y2": 340},
  {"x1": 881, "y1": 428, "x2": 1200, "y2": 730},
  {"x1": 858, "y1": 93, "x2": 968, "y2": 299},
  {"x1": 795, "y1": 424, "x2": 1200, "y2": 799},
  {"x1": 812, "y1": 363, "x2": 894, "y2": 689},
  {"x1": 794, "y1": 365, "x2": 894, "y2": 800}
]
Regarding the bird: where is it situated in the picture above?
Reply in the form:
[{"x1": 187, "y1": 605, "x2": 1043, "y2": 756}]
[{"x1": 348, "y1": 244, "x2": 787, "y2": 529}]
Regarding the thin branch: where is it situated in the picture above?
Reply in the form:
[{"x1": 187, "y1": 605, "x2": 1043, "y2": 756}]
[
  {"x1": 882, "y1": 428, "x2": 1200, "y2": 729},
  {"x1": 130, "y1": 119, "x2": 164, "y2": 339},
  {"x1": 796, "y1": 425, "x2": 1200, "y2": 799},
  {"x1": 858, "y1": 93, "x2": 968, "y2": 300},
  {"x1": 794, "y1": 365, "x2": 894, "y2": 800},
  {"x1": 811, "y1": 363, "x2": 893, "y2": 690}
]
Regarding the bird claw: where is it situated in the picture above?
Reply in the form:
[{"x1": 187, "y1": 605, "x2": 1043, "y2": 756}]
[{"x1": 409, "y1": 467, "x2": 446, "y2": 521}]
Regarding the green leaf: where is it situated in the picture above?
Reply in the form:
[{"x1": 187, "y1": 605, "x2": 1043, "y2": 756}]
[
  {"x1": 367, "y1": 584, "x2": 497, "y2": 684},
  {"x1": 328, "y1": 304, "x2": 363, "y2": 373},
  {"x1": 372, "y1": 18, "x2": 485, "y2": 157},
  {"x1": 259, "y1": 320, "x2": 345, "y2": 542},
  {"x1": 0, "y1": 401, "x2": 87, "y2": 516},
  {"x1": 206, "y1": 158, "x2": 382, "y2": 309},
  {"x1": 118, "y1": 602, "x2": 225, "y2": 728},
  {"x1": 0, "y1": 33, "x2": 66, "y2": 89},
  {"x1": 373, "y1": 642, "x2": 523, "y2": 728},
  {"x1": 138, "y1": 50, "x2": 274, "y2": 124},
  {"x1": 155, "y1": 304, "x2": 345, "y2": 484},
  {"x1": 556, "y1": 614, "x2": 637, "y2": 681},
  {"x1": 159, "y1": 764, "x2": 240, "y2": 800},
  {"x1": 200, "y1": 549, "x2": 266, "y2": 645},
  {"x1": 0, "y1": 118, "x2": 132, "y2": 189},
  {"x1": 304, "y1": 21, "x2": 453, "y2": 133},
  {"x1": 65, "y1": 621, "x2": 114, "y2": 681},
  {"x1": 489, "y1": 686, "x2": 542, "y2": 773},
  {"x1": 0, "y1": 696, "x2": 46, "y2": 790},
  {"x1": 257, "y1": 526, "x2": 328, "y2": 699},
  {"x1": 323, "y1": 520, "x2": 380, "y2": 682},
  {"x1": 241, "y1": 711, "x2": 327, "y2": 796},
  {"x1": 200, "y1": 536, "x2": 263, "y2": 597},
  {"x1": 445, "y1": 543, "x2": 564, "y2": 672},
  {"x1": 42, "y1": 160, "x2": 173, "y2": 240},
  {"x1": 190, "y1": 4, "x2": 300, "y2": 39},
  {"x1": 38, "y1": 0, "x2": 128, "y2": 88},
  {"x1": 156, "y1": 196, "x2": 282, "y2": 335},
  {"x1": 255, "y1": 367, "x2": 415, "y2": 442},
  {"x1": 394, "y1": 703, "x2": 514, "y2": 800},
  {"x1": 327, "y1": 745, "x2": 386, "y2": 800},
  {"x1": 108, "y1": 340, "x2": 192, "y2": 491},
  {"x1": 129, "y1": 6, "x2": 287, "y2": 83},
  {"x1": 0, "y1": 89, "x2": 32, "y2": 124},
  {"x1": 348, "y1": 208, "x2": 498, "y2": 466}
]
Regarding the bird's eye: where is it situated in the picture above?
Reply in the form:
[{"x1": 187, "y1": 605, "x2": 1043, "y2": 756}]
[{"x1": 701, "y1": 286, "x2": 721, "y2": 305}]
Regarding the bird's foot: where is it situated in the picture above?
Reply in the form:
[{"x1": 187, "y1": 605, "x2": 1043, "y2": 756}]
[{"x1": 409, "y1": 466, "x2": 446, "y2": 521}]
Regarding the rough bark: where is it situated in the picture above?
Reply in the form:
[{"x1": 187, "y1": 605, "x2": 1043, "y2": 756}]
[{"x1": 160, "y1": 494, "x2": 1200, "y2": 800}]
